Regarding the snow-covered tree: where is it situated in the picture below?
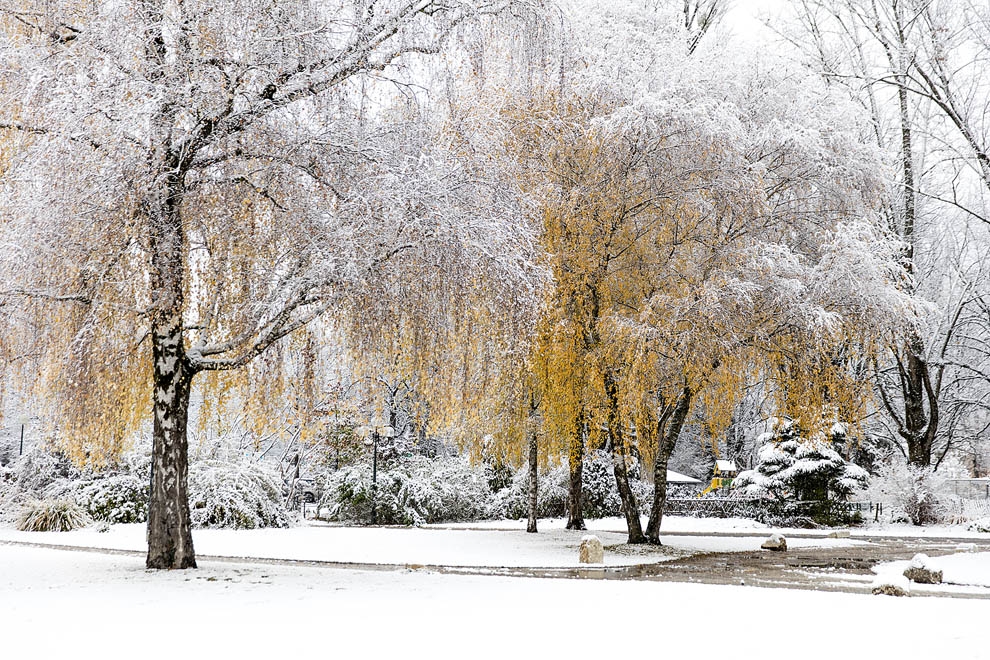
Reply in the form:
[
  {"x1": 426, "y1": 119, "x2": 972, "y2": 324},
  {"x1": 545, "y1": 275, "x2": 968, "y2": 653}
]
[
  {"x1": 501, "y1": 2, "x2": 923, "y2": 544},
  {"x1": 0, "y1": 0, "x2": 540, "y2": 568},
  {"x1": 789, "y1": 0, "x2": 990, "y2": 470},
  {"x1": 734, "y1": 419, "x2": 869, "y2": 502}
]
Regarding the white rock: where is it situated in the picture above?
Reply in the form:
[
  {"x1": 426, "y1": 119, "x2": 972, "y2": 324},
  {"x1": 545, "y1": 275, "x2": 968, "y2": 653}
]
[
  {"x1": 579, "y1": 535, "x2": 604, "y2": 564},
  {"x1": 761, "y1": 533, "x2": 787, "y2": 551},
  {"x1": 872, "y1": 574, "x2": 911, "y2": 597}
]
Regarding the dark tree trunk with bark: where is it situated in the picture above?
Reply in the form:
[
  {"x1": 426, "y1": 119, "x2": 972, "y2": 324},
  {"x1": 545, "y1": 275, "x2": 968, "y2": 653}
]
[
  {"x1": 145, "y1": 173, "x2": 197, "y2": 569},
  {"x1": 565, "y1": 414, "x2": 586, "y2": 530},
  {"x1": 900, "y1": 335, "x2": 938, "y2": 467},
  {"x1": 147, "y1": 336, "x2": 196, "y2": 569},
  {"x1": 605, "y1": 373, "x2": 645, "y2": 544},
  {"x1": 884, "y1": 82, "x2": 938, "y2": 468},
  {"x1": 646, "y1": 387, "x2": 691, "y2": 543},
  {"x1": 527, "y1": 423, "x2": 538, "y2": 534}
]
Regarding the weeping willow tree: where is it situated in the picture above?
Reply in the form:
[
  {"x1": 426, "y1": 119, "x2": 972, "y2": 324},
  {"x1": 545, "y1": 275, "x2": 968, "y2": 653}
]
[
  {"x1": 0, "y1": 0, "x2": 541, "y2": 569},
  {"x1": 493, "y1": 1, "x2": 927, "y2": 544}
]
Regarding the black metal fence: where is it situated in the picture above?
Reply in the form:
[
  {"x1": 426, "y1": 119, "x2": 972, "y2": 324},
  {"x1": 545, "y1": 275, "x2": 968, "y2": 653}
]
[{"x1": 663, "y1": 497, "x2": 870, "y2": 526}]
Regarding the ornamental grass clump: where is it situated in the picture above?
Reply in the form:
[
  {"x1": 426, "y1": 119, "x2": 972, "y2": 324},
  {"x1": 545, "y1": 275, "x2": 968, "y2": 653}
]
[{"x1": 17, "y1": 499, "x2": 92, "y2": 532}]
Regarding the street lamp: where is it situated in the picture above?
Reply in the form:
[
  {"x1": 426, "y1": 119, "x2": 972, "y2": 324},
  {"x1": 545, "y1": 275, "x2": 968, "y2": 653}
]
[
  {"x1": 360, "y1": 424, "x2": 395, "y2": 525},
  {"x1": 17, "y1": 415, "x2": 29, "y2": 456}
]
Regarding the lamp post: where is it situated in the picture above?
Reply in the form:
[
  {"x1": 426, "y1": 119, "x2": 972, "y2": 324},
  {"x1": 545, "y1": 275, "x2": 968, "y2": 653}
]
[
  {"x1": 17, "y1": 416, "x2": 29, "y2": 456},
  {"x1": 360, "y1": 424, "x2": 395, "y2": 525}
]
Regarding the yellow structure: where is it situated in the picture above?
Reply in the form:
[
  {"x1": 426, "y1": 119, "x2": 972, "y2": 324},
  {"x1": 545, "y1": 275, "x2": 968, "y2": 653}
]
[{"x1": 699, "y1": 460, "x2": 738, "y2": 497}]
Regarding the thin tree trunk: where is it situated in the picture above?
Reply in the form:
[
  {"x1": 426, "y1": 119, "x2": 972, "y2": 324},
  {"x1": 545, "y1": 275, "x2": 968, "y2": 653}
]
[
  {"x1": 565, "y1": 413, "x2": 586, "y2": 530},
  {"x1": 895, "y1": 79, "x2": 937, "y2": 468},
  {"x1": 527, "y1": 423, "x2": 538, "y2": 533},
  {"x1": 646, "y1": 387, "x2": 691, "y2": 543},
  {"x1": 605, "y1": 373, "x2": 645, "y2": 544}
]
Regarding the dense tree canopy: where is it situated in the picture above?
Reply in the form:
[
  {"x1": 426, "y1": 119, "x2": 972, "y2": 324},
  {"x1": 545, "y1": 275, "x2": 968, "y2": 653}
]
[{"x1": 1, "y1": 0, "x2": 973, "y2": 560}]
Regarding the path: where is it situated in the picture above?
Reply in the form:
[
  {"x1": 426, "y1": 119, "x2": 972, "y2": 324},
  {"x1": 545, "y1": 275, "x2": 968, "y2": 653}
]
[{"x1": 4, "y1": 528, "x2": 989, "y2": 598}]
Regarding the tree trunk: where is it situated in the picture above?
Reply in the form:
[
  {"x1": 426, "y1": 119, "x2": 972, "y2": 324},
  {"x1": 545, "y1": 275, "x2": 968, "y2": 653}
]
[
  {"x1": 894, "y1": 76, "x2": 937, "y2": 468},
  {"x1": 646, "y1": 387, "x2": 691, "y2": 543},
  {"x1": 145, "y1": 174, "x2": 197, "y2": 569},
  {"x1": 901, "y1": 336, "x2": 937, "y2": 467},
  {"x1": 527, "y1": 423, "x2": 538, "y2": 534},
  {"x1": 605, "y1": 373, "x2": 645, "y2": 544},
  {"x1": 565, "y1": 414, "x2": 586, "y2": 530},
  {"x1": 147, "y1": 332, "x2": 196, "y2": 569}
]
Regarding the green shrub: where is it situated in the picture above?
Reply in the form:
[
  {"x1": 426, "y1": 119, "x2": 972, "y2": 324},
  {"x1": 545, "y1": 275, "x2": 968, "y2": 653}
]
[
  {"x1": 17, "y1": 499, "x2": 92, "y2": 531},
  {"x1": 47, "y1": 474, "x2": 148, "y2": 524},
  {"x1": 189, "y1": 460, "x2": 290, "y2": 529},
  {"x1": 325, "y1": 455, "x2": 496, "y2": 525}
]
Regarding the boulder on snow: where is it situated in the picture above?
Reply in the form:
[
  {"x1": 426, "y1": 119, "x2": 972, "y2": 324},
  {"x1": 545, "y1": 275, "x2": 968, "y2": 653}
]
[
  {"x1": 903, "y1": 553, "x2": 942, "y2": 584},
  {"x1": 872, "y1": 574, "x2": 911, "y2": 597},
  {"x1": 579, "y1": 535, "x2": 604, "y2": 564},
  {"x1": 761, "y1": 533, "x2": 787, "y2": 551}
]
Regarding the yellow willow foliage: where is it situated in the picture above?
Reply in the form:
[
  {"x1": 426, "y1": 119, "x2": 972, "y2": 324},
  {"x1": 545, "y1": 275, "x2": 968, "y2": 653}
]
[
  {"x1": 503, "y1": 83, "x2": 896, "y2": 468},
  {"x1": 6, "y1": 218, "x2": 153, "y2": 468},
  {"x1": 510, "y1": 95, "x2": 753, "y2": 465},
  {"x1": 763, "y1": 332, "x2": 877, "y2": 440},
  {"x1": 346, "y1": 274, "x2": 535, "y2": 466}
]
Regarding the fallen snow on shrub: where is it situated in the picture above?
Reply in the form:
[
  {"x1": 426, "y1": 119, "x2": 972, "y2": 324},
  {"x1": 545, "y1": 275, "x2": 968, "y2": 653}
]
[
  {"x1": 47, "y1": 474, "x2": 148, "y2": 524},
  {"x1": 189, "y1": 461, "x2": 290, "y2": 529},
  {"x1": 325, "y1": 455, "x2": 493, "y2": 525},
  {"x1": 16, "y1": 499, "x2": 92, "y2": 532}
]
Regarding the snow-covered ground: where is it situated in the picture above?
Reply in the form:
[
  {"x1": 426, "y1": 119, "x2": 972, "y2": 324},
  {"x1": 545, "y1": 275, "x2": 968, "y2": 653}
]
[
  {"x1": 0, "y1": 519, "x2": 865, "y2": 568},
  {"x1": 874, "y1": 551, "x2": 990, "y2": 588},
  {"x1": 427, "y1": 515, "x2": 772, "y2": 533},
  {"x1": 1, "y1": 543, "x2": 987, "y2": 660}
]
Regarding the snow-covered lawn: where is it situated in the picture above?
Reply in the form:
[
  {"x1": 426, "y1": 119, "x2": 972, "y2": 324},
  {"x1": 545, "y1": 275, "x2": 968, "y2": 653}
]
[
  {"x1": 874, "y1": 551, "x2": 990, "y2": 588},
  {"x1": 0, "y1": 519, "x2": 865, "y2": 568},
  {"x1": 0, "y1": 543, "x2": 987, "y2": 660},
  {"x1": 432, "y1": 514, "x2": 990, "y2": 540}
]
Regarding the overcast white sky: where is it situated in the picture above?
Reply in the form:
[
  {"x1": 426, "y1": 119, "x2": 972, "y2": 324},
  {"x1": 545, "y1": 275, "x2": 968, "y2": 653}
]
[{"x1": 727, "y1": 0, "x2": 791, "y2": 44}]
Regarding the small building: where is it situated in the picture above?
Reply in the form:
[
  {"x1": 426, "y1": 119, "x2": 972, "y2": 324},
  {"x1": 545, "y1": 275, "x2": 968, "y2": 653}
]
[
  {"x1": 666, "y1": 469, "x2": 703, "y2": 486},
  {"x1": 700, "y1": 460, "x2": 738, "y2": 497},
  {"x1": 714, "y1": 460, "x2": 738, "y2": 478}
]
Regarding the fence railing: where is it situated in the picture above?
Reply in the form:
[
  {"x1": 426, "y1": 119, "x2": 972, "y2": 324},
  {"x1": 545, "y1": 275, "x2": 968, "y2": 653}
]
[{"x1": 662, "y1": 497, "x2": 877, "y2": 523}]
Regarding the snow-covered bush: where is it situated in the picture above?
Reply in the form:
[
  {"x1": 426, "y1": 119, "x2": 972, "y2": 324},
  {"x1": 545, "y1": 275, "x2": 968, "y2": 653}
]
[
  {"x1": 324, "y1": 455, "x2": 494, "y2": 525},
  {"x1": 869, "y1": 460, "x2": 947, "y2": 526},
  {"x1": 581, "y1": 450, "x2": 624, "y2": 518},
  {"x1": 16, "y1": 499, "x2": 92, "y2": 531},
  {"x1": 11, "y1": 444, "x2": 79, "y2": 492},
  {"x1": 47, "y1": 474, "x2": 148, "y2": 524},
  {"x1": 321, "y1": 449, "x2": 657, "y2": 525},
  {"x1": 488, "y1": 462, "x2": 568, "y2": 520},
  {"x1": 0, "y1": 465, "x2": 29, "y2": 524},
  {"x1": 188, "y1": 460, "x2": 290, "y2": 529},
  {"x1": 733, "y1": 420, "x2": 868, "y2": 525},
  {"x1": 967, "y1": 518, "x2": 990, "y2": 533},
  {"x1": 735, "y1": 420, "x2": 868, "y2": 501}
]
